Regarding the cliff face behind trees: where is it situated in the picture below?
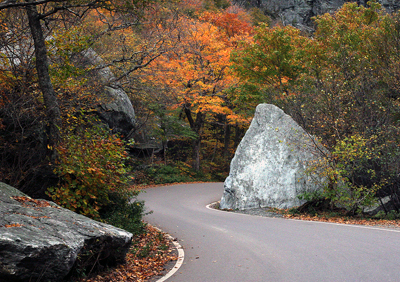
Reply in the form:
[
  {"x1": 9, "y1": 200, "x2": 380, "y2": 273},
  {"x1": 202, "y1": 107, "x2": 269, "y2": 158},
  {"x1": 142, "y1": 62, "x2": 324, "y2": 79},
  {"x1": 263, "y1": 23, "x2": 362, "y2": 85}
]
[{"x1": 240, "y1": 0, "x2": 400, "y2": 26}]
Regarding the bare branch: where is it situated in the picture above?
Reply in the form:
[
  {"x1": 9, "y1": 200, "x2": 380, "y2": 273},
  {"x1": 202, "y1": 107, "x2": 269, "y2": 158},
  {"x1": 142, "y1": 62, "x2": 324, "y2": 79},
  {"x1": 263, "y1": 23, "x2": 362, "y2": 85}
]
[
  {"x1": 112, "y1": 51, "x2": 165, "y2": 82},
  {"x1": 38, "y1": 1, "x2": 99, "y2": 19},
  {"x1": 0, "y1": 0, "x2": 63, "y2": 10}
]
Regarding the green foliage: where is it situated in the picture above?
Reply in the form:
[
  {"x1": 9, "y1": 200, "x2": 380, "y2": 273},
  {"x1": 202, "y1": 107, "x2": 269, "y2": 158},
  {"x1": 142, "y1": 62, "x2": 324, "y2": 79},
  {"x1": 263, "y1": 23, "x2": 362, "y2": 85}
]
[
  {"x1": 249, "y1": 7, "x2": 271, "y2": 27},
  {"x1": 47, "y1": 116, "x2": 130, "y2": 219},
  {"x1": 100, "y1": 190, "x2": 146, "y2": 236},
  {"x1": 225, "y1": 83, "x2": 263, "y2": 118},
  {"x1": 298, "y1": 190, "x2": 324, "y2": 202},
  {"x1": 149, "y1": 104, "x2": 198, "y2": 145},
  {"x1": 131, "y1": 158, "x2": 218, "y2": 186},
  {"x1": 47, "y1": 25, "x2": 91, "y2": 88},
  {"x1": 231, "y1": 24, "x2": 305, "y2": 90},
  {"x1": 307, "y1": 135, "x2": 385, "y2": 214},
  {"x1": 373, "y1": 210, "x2": 400, "y2": 220},
  {"x1": 144, "y1": 163, "x2": 196, "y2": 184}
]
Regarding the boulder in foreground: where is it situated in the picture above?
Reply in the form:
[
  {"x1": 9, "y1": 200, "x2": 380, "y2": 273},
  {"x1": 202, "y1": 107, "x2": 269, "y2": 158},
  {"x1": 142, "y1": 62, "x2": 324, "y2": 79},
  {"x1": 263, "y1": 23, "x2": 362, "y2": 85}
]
[{"x1": 0, "y1": 182, "x2": 132, "y2": 282}]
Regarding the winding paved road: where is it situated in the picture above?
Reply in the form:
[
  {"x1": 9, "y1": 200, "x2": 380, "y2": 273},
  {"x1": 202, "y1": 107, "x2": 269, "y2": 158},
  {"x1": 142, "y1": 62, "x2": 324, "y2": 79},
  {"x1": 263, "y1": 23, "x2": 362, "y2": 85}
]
[{"x1": 140, "y1": 183, "x2": 400, "y2": 282}]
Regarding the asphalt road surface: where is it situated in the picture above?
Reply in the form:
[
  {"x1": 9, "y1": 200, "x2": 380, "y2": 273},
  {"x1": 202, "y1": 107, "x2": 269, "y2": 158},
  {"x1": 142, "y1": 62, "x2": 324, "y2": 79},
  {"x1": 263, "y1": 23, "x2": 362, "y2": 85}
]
[{"x1": 139, "y1": 183, "x2": 400, "y2": 282}]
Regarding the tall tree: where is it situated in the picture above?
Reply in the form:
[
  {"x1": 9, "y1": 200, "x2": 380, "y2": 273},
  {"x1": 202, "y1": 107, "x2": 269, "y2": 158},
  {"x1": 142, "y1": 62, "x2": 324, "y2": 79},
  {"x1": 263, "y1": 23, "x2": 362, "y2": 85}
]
[{"x1": 24, "y1": 1, "x2": 60, "y2": 151}]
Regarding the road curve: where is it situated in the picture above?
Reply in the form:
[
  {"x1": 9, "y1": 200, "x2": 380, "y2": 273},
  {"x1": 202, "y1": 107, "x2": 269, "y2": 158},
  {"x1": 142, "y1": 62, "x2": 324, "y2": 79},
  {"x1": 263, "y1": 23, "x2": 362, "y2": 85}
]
[{"x1": 139, "y1": 183, "x2": 400, "y2": 282}]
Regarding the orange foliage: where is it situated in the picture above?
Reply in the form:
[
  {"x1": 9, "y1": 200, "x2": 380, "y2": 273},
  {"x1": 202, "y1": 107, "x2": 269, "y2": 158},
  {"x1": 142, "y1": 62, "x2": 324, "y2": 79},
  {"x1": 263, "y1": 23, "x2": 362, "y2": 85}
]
[
  {"x1": 12, "y1": 196, "x2": 56, "y2": 208},
  {"x1": 200, "y1": 10, "x2": 253, "y2": 39},
  {"x1": 143, "y1": 13, "x2": 251, "y2": 125}
]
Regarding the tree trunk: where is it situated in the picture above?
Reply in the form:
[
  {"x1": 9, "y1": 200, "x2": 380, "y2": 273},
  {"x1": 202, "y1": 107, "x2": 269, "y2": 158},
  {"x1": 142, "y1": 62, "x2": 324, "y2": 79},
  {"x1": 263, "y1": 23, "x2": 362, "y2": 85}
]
[
  {"x1": 192, "y1": 136, "x2": 201, "y2": 171},
  {"x1": 184, "y1": 107, "x2": 203, "y2": 171},
  {"x1": 234, "y1": 123, "x2": 243, "y2": 149},
  {"x1": 26, "y1": 2, "x2": 61, "y2": 153},
  {"x1": 223, "y1": 121, "x2": 231, "y2": 171},
  {"x1": 162, "y1": 140, "x2": 167, "y2": 165},
  {"x1": 223, "y1": 122, "x2": 231, "y2": 159}
]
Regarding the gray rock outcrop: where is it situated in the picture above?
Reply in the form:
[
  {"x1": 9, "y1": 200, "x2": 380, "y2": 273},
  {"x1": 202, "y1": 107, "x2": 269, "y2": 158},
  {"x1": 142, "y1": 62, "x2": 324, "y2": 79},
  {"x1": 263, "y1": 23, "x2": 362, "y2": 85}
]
[
  {"x1": 252, "y1": 0, "x2": 400, "y2": 27},
  {"x1": 0, "y1": 182, "x2": 132, "y2": 282},
  {"x1": 81, "y1": 48, "x2": 136, "y2": 137},
  {"x1": 220, "y1": 104, "x2": 326, "y2": 210}
]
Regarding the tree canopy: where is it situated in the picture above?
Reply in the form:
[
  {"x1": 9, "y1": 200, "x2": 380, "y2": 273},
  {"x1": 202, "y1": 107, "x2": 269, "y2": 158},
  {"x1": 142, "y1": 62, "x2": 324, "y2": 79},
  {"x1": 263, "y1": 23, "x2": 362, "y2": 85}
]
[{"x1": 1, "y1": 0, "x2": 400, "y2": 215}]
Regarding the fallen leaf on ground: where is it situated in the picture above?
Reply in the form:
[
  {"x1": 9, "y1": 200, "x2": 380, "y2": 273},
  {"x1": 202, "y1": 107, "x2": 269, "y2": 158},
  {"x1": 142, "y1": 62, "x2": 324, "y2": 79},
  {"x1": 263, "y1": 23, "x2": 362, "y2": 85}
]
[{"x1": 76, "y1": 224, "x2": 177, "y2": 282}]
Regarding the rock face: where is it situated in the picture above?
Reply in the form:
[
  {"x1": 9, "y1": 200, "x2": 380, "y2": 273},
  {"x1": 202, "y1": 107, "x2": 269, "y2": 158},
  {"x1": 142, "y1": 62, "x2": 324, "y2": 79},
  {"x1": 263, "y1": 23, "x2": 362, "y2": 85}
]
[
  {"x1": 0, "y1": 182, "x2": 132, "y2": 282},
  {"x1": 81, "y1": 48, "x2": 136, "y2": 137},
  {"x1": 256, "y1": 0, "x2": 400, "y2": 27},
  {"x1": 220, "y1": 104, "x2": 326, "y2": 210}
]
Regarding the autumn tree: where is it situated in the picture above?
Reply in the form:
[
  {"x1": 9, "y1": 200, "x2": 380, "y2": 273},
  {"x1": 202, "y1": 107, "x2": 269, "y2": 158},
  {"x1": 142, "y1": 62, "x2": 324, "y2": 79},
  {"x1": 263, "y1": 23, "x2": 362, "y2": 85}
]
[{"x1": 141, "y1": 8, "x2": 252, "y2": 170}]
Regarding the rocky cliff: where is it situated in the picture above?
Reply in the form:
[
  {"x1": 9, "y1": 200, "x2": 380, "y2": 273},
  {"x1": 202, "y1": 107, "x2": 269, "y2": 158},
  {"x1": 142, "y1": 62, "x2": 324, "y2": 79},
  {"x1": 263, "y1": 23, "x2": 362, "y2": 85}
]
[{"x1": 242, "y1": 0, "x2": 399, "y2": 27}]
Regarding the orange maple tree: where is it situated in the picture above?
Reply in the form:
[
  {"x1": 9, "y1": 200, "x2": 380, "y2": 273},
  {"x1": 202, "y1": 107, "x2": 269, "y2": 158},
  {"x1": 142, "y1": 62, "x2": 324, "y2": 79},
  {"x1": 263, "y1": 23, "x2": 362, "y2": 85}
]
[{"x1": 141, "y1": 10, "x2": 252, "y2": 169}]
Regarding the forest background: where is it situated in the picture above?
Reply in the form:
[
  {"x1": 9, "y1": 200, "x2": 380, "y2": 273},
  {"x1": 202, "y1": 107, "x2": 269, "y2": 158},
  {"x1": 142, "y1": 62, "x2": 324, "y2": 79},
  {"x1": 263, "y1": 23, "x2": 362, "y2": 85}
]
[{"x1": 1, "y1": 0, "x2": 400, "y2": 229}]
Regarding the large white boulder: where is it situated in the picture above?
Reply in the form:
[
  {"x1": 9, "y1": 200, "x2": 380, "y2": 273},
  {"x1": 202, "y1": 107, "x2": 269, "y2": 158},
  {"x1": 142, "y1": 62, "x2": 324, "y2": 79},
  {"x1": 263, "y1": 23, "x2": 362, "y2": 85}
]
[{"x1": 220, "y1": 104, "x2": 326, "y2": 210}]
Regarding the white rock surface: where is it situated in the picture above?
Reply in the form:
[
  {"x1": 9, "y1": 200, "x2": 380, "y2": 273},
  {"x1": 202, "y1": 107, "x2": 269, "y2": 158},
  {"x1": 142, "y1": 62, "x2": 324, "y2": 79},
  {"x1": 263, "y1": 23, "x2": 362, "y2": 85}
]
[{"x1": 220, "y1": 104, "x2": 326, "y2": 210}]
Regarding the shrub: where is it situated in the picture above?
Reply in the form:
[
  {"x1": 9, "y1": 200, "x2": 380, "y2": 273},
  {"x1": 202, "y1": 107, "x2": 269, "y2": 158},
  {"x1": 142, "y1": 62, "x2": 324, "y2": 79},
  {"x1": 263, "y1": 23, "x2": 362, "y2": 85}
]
[
  {"x1": 100, "y1": 190, "x2": 146, "y2": 236},
  {"x1": 47, "y1": 117, "x2": 130, "y2": 219},
  {"x1": 306, "y1": 134, "x2": 385, "y2": 214},
  {"x1": 145, "y1": 164, "x2": 194, "y2": 184}
]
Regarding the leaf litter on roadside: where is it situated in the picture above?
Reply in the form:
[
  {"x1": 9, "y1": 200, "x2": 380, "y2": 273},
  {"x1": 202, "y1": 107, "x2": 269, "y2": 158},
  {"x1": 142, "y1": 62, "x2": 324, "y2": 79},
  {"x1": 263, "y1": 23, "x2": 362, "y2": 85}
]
[
  {"x1": 77, "y1": 224, "x2": 177, "y2": 282},
  {"x1": 283, "y1": 211, "x2": 400, "y2": 229}
]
